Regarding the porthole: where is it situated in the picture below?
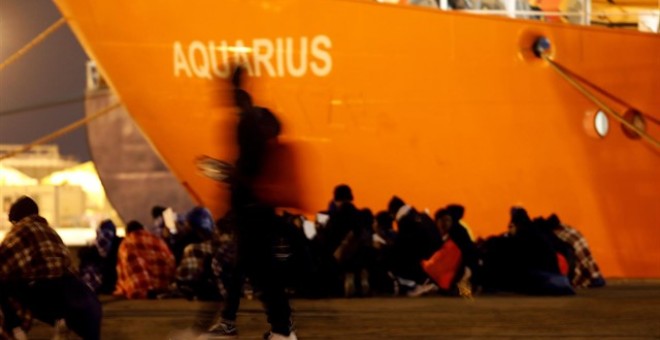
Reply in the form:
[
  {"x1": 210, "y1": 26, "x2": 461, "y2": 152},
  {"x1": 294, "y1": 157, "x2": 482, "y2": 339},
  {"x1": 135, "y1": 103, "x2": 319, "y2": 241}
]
[
  {"x1": 621, "y1": 109, "x2": 646, "y2": 140},
  {"x1": 594, "y1": 110, "x2": 609, "y2": 138}
]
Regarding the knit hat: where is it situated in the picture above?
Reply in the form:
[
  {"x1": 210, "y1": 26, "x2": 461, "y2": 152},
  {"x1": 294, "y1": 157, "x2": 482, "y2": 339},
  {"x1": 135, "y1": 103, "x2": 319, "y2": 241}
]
[
  {"x1": 8, "y1": 196, "x2": 39, "y2": 223},
  {"x1": 186, "y1": 206, "x2": 215, "y2": 235},
  {"x1": 99, "y1": 219, "x2": 117, "y2": 234}
]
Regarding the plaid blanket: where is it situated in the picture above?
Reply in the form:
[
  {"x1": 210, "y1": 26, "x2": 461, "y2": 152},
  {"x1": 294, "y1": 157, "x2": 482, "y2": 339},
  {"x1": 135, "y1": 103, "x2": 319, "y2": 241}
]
[
  {"x1": 0, "y1": 215, "x2": 73, "y2": 281},
  {"x1": 555, "y1": 225, "x2": 604, "y2": 287},
  {"x1": 176, "y1": 240, "x2": 215, "y2": 283},
  {"x1": 115, "y1": 230, "x2": 175, "y2": 299}
]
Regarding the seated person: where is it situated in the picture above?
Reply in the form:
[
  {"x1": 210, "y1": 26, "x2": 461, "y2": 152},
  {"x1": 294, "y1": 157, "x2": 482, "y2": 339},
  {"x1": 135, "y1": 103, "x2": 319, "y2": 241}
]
[
  {"x1": 369, "y1": 211, "x2": 399, "y2": 295},
  {"x1": 115, "y1": 220, "x2": 175, "y2": 299},
  {"x1": 211, "y1": 213, "x2": 239, "y2": 299},
  {"x1": 547, "y1": 214, "x2": 605, "y2": 288},
  {"x1": 387, "y1": 196, "x2": 442, "y2": 286},
  {"x1": 79, "y1": 219, "x2": 123, "y2": 294},
  {"x1": 276, "y1": 212, "x2": 320, "y2": 298},
  {"x1": 533, "y1": 216, "x2": 576, "y2": 279},
  {"x1": 434, "y1": 207, "x2": 478, "y2": 291},
  {"x1": 0, "y1": 196, "x2": 102, "y2": 339},
  {"x1": 176, "y1": 207, "x2": 222, "y2": 300},
  {"x1": 149, "y1": 205, "x2": 167, "y2": 237},
  {"x1": 479, "y1": 207, "x2": 574, "y2": 295},
  {"x1": 319, "y1": 184, "x2": 360, "y2": 253},
  {"x1": 315, "y1": 185, "x2": 362, "y2": 296},
  {"x1": 335, "y1": 209, "x2": 375, "y2": 297},
  {"x1": 168, "y1": 210, "x2": 206, "y2": 265}
]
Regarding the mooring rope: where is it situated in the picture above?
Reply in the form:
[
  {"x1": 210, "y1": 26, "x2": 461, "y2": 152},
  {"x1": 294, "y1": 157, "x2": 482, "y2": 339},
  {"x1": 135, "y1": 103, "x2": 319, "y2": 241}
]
[
  {"x1": 542, "y1": 53, "x2": 659, "y2": 149},
  {"x1": 0, "y1": 17, "x2": 67, "y2": 72},
  {"x1": 0, "y1": 102, "x2": 121, "y2": 161}
]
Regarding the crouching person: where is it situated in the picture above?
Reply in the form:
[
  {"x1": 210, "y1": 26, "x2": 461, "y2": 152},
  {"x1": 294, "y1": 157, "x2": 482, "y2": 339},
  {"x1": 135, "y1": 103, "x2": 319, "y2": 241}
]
[
  {"x1": 175, "y1": 207, "x2": 222, "y2": 301},
  {"x1": 547, "y1": 214, "x2": 605, "y2": 288},
  {"x1": 115, "y1": 221, "x2": 176, "y2": 299},
  {"x1": 0, "y1": 196, "x2": 102, "y2": 340}
]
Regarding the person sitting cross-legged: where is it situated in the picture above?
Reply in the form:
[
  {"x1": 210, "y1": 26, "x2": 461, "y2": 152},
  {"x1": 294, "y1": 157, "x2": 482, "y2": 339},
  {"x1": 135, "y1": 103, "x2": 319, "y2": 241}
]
[{"x1": 114, "y1": 220, "x2": 176, "y2": 299}]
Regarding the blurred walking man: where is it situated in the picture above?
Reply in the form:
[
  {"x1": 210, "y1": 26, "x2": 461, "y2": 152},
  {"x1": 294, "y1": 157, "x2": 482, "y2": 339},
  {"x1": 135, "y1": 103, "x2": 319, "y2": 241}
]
[{"x1": 205, "y1": 67, "x2": 296, "y2": 340}]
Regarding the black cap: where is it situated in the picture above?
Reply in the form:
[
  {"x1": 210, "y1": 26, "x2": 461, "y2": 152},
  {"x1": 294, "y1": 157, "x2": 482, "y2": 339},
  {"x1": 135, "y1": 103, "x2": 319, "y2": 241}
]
[
  {"x1": 434, "y1": 208, "x2": 450, "y2": 221},
  {"x1": 333, "y1": 184, "x2": 353, "y2": 202},
  {"x1": 126, "y1": 220, "x2": 145, "y2": 234},
  {"x1": 547, "y1": 214, "x2": 561, "y2": 229},
  {"x1": 446, "y1": 204, "x2": 465, "y2": 222},
  {"x1": 510, "y1": 207, "x2": 531, "y2": 227},
  {"x1": 151, "y1": 206, "x2": 166, "y2": 219},
  {"x1": 387, "y1": 196, "x2": 405, "y2": 216},
  {"x1": 8, "y1": 196, "x2": 39, "y2": 223}
]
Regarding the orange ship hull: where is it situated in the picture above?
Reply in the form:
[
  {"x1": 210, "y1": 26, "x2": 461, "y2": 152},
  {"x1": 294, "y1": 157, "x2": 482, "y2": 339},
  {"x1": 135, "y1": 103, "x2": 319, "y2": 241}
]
[{"x1": 54, "y1": 0, "x2": 659, "y2": 277}]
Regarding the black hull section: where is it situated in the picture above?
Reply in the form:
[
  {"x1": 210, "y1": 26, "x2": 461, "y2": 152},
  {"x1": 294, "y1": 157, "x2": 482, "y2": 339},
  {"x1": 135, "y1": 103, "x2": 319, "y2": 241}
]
[{"x1": 85, "y1": 89, "x2": 195, "y2": 225}]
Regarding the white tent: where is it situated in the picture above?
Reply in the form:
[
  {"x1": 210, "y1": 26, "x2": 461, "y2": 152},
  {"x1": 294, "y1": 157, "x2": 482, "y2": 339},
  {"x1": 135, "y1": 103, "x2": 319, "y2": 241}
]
[
  {"x1": 0, "y1": 163, "x2": 38, "y2": 186},
  {"x1": 41, "y1": 161, "x2": 107, "y2": 209}
]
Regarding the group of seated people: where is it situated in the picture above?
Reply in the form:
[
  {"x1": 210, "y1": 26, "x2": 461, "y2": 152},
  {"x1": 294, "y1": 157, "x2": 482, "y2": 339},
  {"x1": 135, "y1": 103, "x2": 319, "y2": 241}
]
[
  {"x1": 77, "y1": 206, "x2": 230, "y2": 301},
  {"x1": 304, "y1": 185, "x2": 604, "y2": 298},
  {"x1": 0, "y1": 188, "x2": 606, "y2": 338},
  {"x1": 75, "y1": 184, "x2": 605, "y2": 303}
]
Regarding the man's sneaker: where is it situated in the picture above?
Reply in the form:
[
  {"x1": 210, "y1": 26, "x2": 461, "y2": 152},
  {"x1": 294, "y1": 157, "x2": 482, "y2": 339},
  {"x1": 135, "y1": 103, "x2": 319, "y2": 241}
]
[
  {"x1": 263, "y1": 331, "x2": 298, "y2": 340},
  {"x1": 206, "y1": 319, "x2": 238, "y2": 339},
  {"x1": 407, "y1": 279, "x2": 439, "y2": 297}
]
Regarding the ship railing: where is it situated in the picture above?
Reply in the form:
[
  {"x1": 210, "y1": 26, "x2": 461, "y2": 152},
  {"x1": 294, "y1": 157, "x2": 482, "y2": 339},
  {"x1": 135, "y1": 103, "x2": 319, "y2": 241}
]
[
  {"x1": 379, "y1": 0, "x2": 660, "y2": 32},
  {"x1": 591, "y1": 9, "x2": 660, "y2": 30},
  {"x1": 459, "y1": 7, "x2": 659, "y2": 31},
  {"x1": 459, "y1": 9, "x2": 586, "y2": 21},
  {"x1": 437, "y1": 0, "x2": 590, "y2": 24}
]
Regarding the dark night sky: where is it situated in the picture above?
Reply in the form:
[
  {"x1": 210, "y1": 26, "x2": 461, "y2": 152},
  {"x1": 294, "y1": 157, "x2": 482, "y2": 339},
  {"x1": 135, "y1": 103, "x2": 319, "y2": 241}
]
[{"x1": 0, "y1": 0, "x2": 90, "y2": 161}]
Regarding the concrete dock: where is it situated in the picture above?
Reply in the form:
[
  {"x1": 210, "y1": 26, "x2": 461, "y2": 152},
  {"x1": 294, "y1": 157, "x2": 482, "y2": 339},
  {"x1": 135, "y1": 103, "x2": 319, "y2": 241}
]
[{"x1": 25, "y1": 280, "x2": 660, "y2": 339}]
